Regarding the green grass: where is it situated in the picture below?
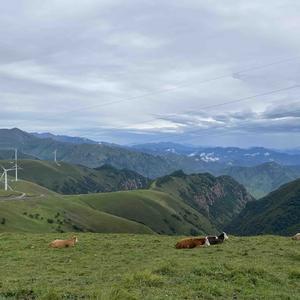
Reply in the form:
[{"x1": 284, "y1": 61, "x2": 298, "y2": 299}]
[
  {"x1": 71, "y1": 189, "x2": 215, "y2": 235},
  {"x1": 0, "y1": 180, "x2": 216, "y2": 235},
  {"x1": 0, "y1": 190, "x2": 21, "y2": 197},
  {"x1": 0, "y1": 234, "x2": 299, "y2": 299}
]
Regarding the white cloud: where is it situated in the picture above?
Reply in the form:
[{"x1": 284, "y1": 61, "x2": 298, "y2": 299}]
[{"x1": 0, "y1": 0, "x2": 299, "y2": 147}]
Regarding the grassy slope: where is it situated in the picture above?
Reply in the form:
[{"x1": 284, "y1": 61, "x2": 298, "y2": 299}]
[
  {"x1": 0, "y1": 234, "x2": 299, "y2": 299},
  {"x1": 71, "y1": 189, "x2": 216, "y2": 235},
  {"x1": 0, "y1": 180, "x2": 153, "y2": 234},
  {"x1": 227, "y1": 178, "x2": 300, "y2": 236},
  {"x1": 0, "y1": 159, "x2": 150, "y2": 194},
  {"x1": 0, "y1": 180, "x2": 215, "y2": 235}
]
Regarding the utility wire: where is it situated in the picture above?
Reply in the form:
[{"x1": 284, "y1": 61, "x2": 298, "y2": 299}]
[
  {"x1": 62, "y1": 55, "x2": 300, "y2": 114},
  {"x1": 123, "y1": 85, "x2": 300, "y2": 128},
  {"x1": 126, "y1": 85, "x2": 300, "y2": 144}
]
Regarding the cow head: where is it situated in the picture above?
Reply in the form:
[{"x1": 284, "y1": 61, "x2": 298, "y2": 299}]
[
  {"x1": 204, "y1": 236, "x2": 210, "y2": 246},
  {"x1": 223, "y1": 232, "x2": 229, "y2": 240}
]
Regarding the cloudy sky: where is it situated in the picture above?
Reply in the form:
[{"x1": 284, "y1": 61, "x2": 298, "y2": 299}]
[{"x1": 0, "y1": 0, "x2": 300, "y2": 148}]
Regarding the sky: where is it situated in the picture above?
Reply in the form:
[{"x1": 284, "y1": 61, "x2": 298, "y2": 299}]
[{"x1": 0, "y1": 0, "x2": 300, "y2": 148}]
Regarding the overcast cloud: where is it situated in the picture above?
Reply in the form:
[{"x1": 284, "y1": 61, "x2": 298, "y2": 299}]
[{"x1": 0, "y1": 0, "x2": 300, "y2": 148}]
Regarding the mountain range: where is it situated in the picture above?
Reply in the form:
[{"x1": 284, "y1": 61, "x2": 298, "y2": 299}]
[
  {"x1": 2, "y1": 128, "x2": 300, "y2": 179},
  {"x1": 132, "y1": 142, "x2": 300, "y2": 167},
  {"x1": 0, "y1": 159, "x2": 254, "y2": 234},
  {"x1": 0, "y1": 128, "x2": 173, "y2": 178},
  {"x1": 0, "y1": 128, "x2": 299, "y2": 236}
]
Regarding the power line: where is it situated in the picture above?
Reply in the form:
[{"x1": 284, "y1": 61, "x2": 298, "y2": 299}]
[
  {"x1": 3, "y1": 55, "x2": 300, "y2": 131},
  {"x1": 61, "y1": 55, "x2": 300, "y2": 114},
  {"x1": 123, "y1": 84, "x2": 300, "y2": 129},
  {"x1": 126, "y1": 85, "x2": 300, "y2": 144}
]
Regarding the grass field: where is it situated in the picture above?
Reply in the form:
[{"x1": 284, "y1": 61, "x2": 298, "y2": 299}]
[{"x1": 0, "y1": 234, "x2": 299, "y2": 299}]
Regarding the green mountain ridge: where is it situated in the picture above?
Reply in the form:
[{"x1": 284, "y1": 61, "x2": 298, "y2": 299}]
[
  {"x1": 226, "y1": 178, "x2": 300, "y2": 235},
  {"x1": 152, "y1": 170, "x2": 254, "y2": 229},
  {"x1": 0, "y1": 159, "x2": 150, "y2": 194}
]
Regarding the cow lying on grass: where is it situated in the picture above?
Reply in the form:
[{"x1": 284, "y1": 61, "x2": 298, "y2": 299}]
[
  {"x1": 175, "y1": 236, "x2": 210, "y2": 249},
  {"x1": 49, "y1": 236, "x2": 78, "y2": 248},
  {"x1": 207, "y1": 232, "x2": 229, "y2": 245},
  {"x1": 292, "y1": 233, "x2": 300, "y2": 240}
]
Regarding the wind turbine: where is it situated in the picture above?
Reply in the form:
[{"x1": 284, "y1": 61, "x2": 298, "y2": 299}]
[
  {"x1": 0, "y1": 166, "x2": 15, "y2": 191},
  {"x1": 53, "y1": 149, "x2": 61, "y2": 166}
]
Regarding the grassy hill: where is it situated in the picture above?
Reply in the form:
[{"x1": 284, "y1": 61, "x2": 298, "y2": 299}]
[
  {"x1": 0, "y1": 180, "x2": 153, "y2": 234},
  {"x1": 226, "y1": 178, "x2": 300, "y2": 235},
  {"x1": 0, "y1": 159, "x2": 150, "y2": 194},
  {"x1": 218, "y1": 162, "x2": 300, "y2": 198},
  {"x1": 0, "y1": 180, "x2": 215, "y2": 235},
  {"x1": 152, "y1": 170, "x2": 254, "y2": 229},
  {"x1": 71, "y1": 189, "x2": 215, "y2": 235},
  {"x1": 0, "y1": 233, "x2": 299, "y2": 299}
]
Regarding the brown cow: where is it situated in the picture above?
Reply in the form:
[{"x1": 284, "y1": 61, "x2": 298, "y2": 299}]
[
  {"x1": 175, "y1": 236, "x2": 210, "y2": 249},
  {"x1": 49, "y1": 236, "x2": 78, "y2": 248}
]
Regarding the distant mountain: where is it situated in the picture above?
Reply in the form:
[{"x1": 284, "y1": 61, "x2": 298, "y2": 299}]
[
  {"x1": 285, "y1": 147, "x2": 300, "y2": 155},
  {"x1": 132, "y1": 142, "x2": 197, "y2": 155},
  {"x1": 31, "y1": 132, "x2": 98, "y2": 145},
  {"x1": 0, "y1": 159, "x2": 150, "y2": 194},
  {"x1": 2, "y1": 129, "x2": 300, "y2": 179},
  {"x1": 0, "y1": 128, "x2": 174, "y2": 178},
  {"x1": 226, "y1": 178, "x2": 300, "y2": 236},
  {"x1": 151, "y1": 170, "x2": 254, "y2": 229},
  {"x1": 132, "y1": 143, "x2": 300, "y2": 167},
  {"x1": 218, "y1": 162, "x2": 300, "y2": 198}
]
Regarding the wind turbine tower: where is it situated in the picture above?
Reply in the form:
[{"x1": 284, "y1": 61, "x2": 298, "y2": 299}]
[
  {"x1": 15, "y1": 148, "x2": 18, "y2": 181},
  {"x1": 54, "y1": 149, "x2": 57, "y2": 163},
  {"x1": 54, "y1": 149, "x2": 60, "y2": 166}
]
